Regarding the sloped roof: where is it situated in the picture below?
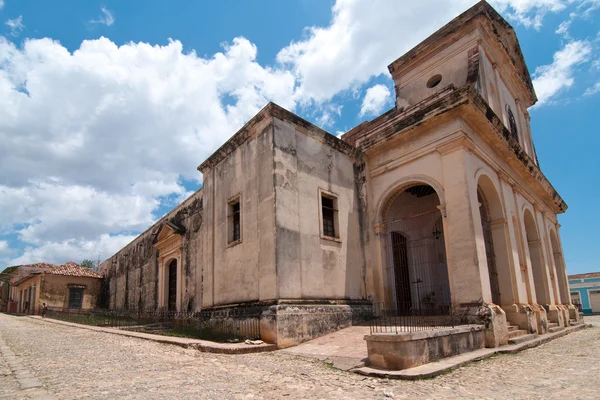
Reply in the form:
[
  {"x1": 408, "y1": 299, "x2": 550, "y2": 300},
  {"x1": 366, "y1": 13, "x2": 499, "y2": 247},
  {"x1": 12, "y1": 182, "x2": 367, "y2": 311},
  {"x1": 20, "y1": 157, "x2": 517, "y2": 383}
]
[
  {"x1": 568, "y1": 272, "x2": 600, "y2": 281},
  {"x1": 47, "y1": 262, "x2": 103, "y2": 279}
]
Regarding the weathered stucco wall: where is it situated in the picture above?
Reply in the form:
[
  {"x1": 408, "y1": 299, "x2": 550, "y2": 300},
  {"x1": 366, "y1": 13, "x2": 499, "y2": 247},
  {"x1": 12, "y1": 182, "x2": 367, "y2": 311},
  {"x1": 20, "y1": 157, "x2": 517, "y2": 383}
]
[
  {"x1": 100, "y1": 189, "x2": 204, "y2": 311},
  {"x1": 273, "y1": 116, "x2": 364, "y2": 300},
  {"x1": 39, "y1": 275, "x2": 102, "y2": 310},
  {"x1": 201, "y1": 121, "x2": 276, "y2": 307}
]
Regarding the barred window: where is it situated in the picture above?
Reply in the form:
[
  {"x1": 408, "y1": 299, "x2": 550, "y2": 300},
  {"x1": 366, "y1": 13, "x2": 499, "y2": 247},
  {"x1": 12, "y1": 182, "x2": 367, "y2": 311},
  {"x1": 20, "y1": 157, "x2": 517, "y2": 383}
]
[{"x1": 68, "y1": 288, "x2": 84, "y2": 309}]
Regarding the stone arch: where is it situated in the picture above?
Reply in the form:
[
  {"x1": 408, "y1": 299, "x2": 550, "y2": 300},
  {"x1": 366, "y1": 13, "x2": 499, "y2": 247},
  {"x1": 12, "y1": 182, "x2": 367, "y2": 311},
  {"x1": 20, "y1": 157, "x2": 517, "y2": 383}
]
[
  {"x1": 375, "y1": 175, "x2": 445, "y2": 225},
  {"x1": 476, "y1": 174, "x2": 515, "y2": 305},
  {"x1": 513, "y1": 215, "x2": 533, "y2": 303},
  {"x1": 379, "y1": 181, "x2": 450, "y2": 315},
  {"x1": 523, "y1": 209, "x2": 550, "y2": 305},
  {"x1": 548, "y1": 228, "x2": 569, "y2": 304}
]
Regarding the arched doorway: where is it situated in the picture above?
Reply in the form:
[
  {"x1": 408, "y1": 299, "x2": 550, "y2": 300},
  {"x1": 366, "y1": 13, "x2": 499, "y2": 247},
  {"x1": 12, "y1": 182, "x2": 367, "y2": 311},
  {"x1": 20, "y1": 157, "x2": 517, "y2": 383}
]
[
  {"x1": 523, "y1": 210, "x2": 550, "y2": 305},
  {"x1": 383, "y1": 184, "x2": 450, "y2": 315},
  {"x1": 167, "y1": 259, "x2": 177, "y2": 311},
  {"x1": 549, "y1": 230, "x2": 568, "y2": 304},
  {"x1": 478, "y1": 188, "x2": 501, "y2": 305},
  {"x1": 477, "y1": 175, "x2": 515, "y2": 306}
]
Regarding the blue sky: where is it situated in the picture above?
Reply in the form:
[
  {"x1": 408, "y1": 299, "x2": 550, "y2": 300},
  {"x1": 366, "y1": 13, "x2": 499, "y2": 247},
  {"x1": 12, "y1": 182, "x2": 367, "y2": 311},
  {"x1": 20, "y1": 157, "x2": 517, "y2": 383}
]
[{"x1": 0, "y1": 0, "x2": 598, "y2": 275}]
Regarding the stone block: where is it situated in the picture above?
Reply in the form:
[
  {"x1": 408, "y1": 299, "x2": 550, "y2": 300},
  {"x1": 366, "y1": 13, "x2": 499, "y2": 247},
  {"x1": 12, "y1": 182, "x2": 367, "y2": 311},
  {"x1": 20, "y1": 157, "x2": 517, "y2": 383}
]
[{"x1": 364, "y1": 325, "x2": 485, "y2": 370}]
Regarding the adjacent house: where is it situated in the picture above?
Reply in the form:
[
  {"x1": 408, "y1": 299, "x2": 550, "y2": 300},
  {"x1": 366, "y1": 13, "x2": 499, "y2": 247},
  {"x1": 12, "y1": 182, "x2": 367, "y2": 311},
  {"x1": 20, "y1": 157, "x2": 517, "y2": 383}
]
[
  {"x1": 568, "y1": 272, "x2": 600, "y2": 315},
  {"x1": 100, "y1": 1, "x2": 579, "y2": 348},
  {"x1": 9, "y1": 262, "x2": 103, "y2": 314}
]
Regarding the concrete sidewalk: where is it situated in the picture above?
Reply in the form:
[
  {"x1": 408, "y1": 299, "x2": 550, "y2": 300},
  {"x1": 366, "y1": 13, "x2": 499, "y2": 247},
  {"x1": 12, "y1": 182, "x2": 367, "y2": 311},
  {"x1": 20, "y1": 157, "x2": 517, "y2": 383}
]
[{"x1": 28, "y1": 316, "x2": 276, "y2": 354}]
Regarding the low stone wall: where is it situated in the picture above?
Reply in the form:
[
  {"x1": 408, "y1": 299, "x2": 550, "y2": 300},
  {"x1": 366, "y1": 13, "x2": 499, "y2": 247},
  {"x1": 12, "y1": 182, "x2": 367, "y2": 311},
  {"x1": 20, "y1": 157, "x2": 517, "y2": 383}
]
[
  {"x1": 199, "y1": 299, "x2": 373, "y2": 348},
  {"x1": 364, "y1": 325, "x2": 485, "y2": 370}
]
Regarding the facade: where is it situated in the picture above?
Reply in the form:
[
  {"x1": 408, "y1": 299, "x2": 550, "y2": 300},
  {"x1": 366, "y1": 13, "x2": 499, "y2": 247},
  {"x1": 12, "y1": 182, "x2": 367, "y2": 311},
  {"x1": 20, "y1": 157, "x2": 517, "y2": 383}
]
[
  {"x1": 1, "y1": 263, "x2": 56, "y2": 313},
  {"x1": 9, "y1": 262, "x2": 103, "y2": 314},
  {"x1": 100, "y1": 2, "x2": 578, "y2": 348},
  {"x1": 568, "y1": 272, "x2": 600, "y2": 314}
]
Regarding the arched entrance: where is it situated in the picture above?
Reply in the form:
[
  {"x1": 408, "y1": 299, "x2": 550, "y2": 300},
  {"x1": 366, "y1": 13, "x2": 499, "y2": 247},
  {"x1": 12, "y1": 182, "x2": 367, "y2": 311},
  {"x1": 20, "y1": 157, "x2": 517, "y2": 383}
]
[
  {"x1": 523, "y1": 210, "x2": 550, "y2": 305},
  {"x1": 549, "y1": 230, "x2": 568, "y2": 304},
  {"x1": 383, "y1": 184, "x2": 450, "y2": 315},
  {"x1": 478, "y1": 188, "x2": 501, "y2": 305},
  {"x1": 476, "y1": 175, "x2": 515, "y2": 306},
  {"x1": 167, "y1": 259, "x2": 177, "y2": 311}
]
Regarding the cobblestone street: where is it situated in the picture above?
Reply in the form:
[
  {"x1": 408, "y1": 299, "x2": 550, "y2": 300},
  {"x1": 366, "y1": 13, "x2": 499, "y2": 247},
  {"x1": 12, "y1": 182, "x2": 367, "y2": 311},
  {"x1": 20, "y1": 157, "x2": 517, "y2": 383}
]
[{"x1": 1, "y1": 314, "x2": 599, "y2": 400}]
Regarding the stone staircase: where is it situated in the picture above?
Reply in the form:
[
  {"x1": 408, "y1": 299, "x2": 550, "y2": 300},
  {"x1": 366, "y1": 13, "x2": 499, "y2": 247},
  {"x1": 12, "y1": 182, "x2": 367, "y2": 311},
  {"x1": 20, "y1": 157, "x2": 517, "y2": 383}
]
[
  {"x1": 507, "y1": 324, "x2": 536, "y2": 345},
  {"x1": 569, "y1": 319, "x2": 583, "y2": 326},
  {"x1": 547, "y1": 322, "x2": 564, "y2": 333}
]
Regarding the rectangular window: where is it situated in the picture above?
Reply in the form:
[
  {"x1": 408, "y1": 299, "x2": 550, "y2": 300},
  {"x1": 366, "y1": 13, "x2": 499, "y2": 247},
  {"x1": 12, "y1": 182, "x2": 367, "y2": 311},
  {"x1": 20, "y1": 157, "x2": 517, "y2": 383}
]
[
  {"x1": 320, "y1": 193, "x2": 339, "y2": 239},
  {"x1": 228, "y1": 197, "x2": 241, "y2": 244},
  {"x1": 68, "y1": 288, "x2": 84, "y2": 309}
]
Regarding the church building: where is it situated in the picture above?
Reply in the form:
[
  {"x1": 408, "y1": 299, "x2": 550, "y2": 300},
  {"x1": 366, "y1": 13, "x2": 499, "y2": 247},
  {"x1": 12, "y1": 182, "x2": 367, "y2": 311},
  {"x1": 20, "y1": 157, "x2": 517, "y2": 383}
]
[{"x1": 100, "y1": 1, "x2": 578, "y2": 348}]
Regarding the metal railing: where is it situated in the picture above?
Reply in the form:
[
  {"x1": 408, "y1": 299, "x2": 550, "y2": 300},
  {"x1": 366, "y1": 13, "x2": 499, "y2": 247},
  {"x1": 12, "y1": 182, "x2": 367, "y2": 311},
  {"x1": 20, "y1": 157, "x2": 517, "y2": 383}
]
[
  {"x1": 369, "y1": 302, "x2": 460, "y2": 334},
  {"x1": 45, "y1": 308, "x2": 261, "y2": 342}
]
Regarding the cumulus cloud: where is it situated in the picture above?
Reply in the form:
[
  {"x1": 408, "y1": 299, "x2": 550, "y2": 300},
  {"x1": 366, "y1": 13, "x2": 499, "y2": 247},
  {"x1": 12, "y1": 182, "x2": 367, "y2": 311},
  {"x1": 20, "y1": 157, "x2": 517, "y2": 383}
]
[
  {"x1": 0, "y1": 36, "x2": 296, "y2": 266},
  {"x1": 359, "y1": 84, "x2": 391, "y2": 117},
  {"x1": 8, "y1": 234, "x2": 137, "y2": 266},
  {"x1": 0, "y1": 1, "x2": 5, "y2": 9},
  {"x1": 90, "y1": 7, "x2": 115, "y2": 27},
  {"x1": 5, "y1": 15, "x2": 24, "y2": 37},
  {"x1": 532, "y1": 40, "x2": 592, "y2": 105}
]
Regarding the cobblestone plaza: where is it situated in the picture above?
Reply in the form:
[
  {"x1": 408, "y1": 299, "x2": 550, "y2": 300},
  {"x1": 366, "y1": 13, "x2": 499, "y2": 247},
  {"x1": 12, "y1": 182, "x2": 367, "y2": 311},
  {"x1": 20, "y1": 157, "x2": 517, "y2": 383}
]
[{"x1": 1, "y1": 314, "x2": 599, "y2": 399}]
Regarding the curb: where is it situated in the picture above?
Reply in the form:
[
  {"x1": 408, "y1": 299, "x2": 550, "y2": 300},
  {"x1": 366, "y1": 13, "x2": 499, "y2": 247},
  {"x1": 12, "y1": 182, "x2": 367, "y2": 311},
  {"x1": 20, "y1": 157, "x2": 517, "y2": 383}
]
[
  {"x1": 352, "y1": 323, "x2": 587, "y2": 380},
  {"x1": 26, "y1": 316, "x2": 276, "y2": 354}
]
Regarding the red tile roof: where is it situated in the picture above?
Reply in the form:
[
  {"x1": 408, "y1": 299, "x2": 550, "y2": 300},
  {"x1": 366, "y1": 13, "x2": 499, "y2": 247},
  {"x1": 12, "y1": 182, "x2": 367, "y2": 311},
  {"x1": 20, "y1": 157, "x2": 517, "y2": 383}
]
[
  {"x1": 47, "y1": 262, "x2": 103, "y2": 279},
  {"x1": 568, "y1": 272, "x2": 600, "y2": 280}
]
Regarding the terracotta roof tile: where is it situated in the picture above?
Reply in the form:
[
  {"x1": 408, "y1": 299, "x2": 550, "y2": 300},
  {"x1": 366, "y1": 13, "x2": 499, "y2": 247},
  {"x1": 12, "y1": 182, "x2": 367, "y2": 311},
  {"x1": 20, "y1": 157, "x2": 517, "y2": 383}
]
[
  {"x1": 568, "y1": 272, "x2": 600, "y2": 280},
  {"x1": 47, "y1": 262, "x2": 103, "y2": 279}
]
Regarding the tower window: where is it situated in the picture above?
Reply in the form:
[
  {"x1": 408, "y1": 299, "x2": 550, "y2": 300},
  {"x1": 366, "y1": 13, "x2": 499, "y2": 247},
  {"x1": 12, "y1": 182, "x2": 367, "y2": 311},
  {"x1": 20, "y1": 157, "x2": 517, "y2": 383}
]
[
  {"x1": 506, "y1": 105, "x2": 519, "y2": 141},
  {"x1": 426, "y1": 74, "x2": 442, "y2": 89}
]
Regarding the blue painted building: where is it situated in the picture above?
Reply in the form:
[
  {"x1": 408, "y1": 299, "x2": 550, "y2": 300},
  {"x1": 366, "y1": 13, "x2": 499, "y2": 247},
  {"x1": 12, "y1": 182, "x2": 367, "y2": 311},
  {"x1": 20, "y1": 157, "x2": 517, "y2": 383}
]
[{"x1": 568, "y1": 272, "x2": 600, "y2": 315}]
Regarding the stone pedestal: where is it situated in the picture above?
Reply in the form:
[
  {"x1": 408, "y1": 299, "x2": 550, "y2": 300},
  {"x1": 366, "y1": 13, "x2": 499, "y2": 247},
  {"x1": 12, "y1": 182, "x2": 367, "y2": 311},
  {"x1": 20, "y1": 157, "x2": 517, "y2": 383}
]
[
  {"x1": 531, "y1": 304, "x2": 548, "y2": 334},
  {"x1": 567, "y1": 304, "x2": 580, "y2": 322},
  {"x1": 502, "y1": 303, "x2": 537, "y2": 334},
  {"x1": 477, "y1": 303, "x2": 508, "y2": 347},
  {"x1": 545, "y1": 304, "x2": 565, "y2": 327}
]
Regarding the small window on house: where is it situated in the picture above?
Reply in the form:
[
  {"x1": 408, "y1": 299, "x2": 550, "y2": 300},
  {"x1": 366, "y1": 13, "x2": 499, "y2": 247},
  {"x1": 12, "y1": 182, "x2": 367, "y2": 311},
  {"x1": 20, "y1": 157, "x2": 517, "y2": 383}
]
[
  {"x1": 228, "y1": 197, "x2": 241, "y2": 244},
  {"x1": 321, "y1": 194, "x2": 339, "y2": 239},
  {"x1": 506, "y1": 105, "x2": 519, "y2": 141},
  {"x1": 68, "y1": 288, "x2": 84, "y2": 309},
  {"x1": 426, "y1": 74, "x2": 442, "y2": 89}
]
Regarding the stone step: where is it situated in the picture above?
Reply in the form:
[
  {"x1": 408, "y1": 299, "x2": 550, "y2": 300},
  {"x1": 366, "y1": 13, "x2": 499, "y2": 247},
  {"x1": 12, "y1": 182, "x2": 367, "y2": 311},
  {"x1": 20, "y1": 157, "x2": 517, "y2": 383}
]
[
  {"x1": 507, "y1": 325, "x2": 519, "y2": 332},
  {"x1": 507, "y1": 329, "x2": 528, "y2": 339},
  {"x1": 548, "y1": 326, "x2": 564, "y2": 333},
  {"x1": 570, "y1": 320, "x2": 583, "y2": 326},
  {"x1": 508, "y1": 333, "x2": 536, "y2": 345},
  {"x1": 547, "y1": 322, "x2": 559, "y2": 328}
]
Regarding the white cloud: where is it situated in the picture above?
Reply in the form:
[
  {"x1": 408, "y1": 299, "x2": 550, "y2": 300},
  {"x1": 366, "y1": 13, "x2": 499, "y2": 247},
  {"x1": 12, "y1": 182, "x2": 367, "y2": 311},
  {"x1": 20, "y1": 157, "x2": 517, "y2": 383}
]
[
  {"x1": 0, "y1": 241, "x2": 10, "y2": 257},
  {"x1": 8, "y1": 234, "x2": 137, "y2": 266},
  {"x1": 584, "y1": 81, "x2": 600, "y2": 95},
  {"x1": 359, "y1": 84, "x2": 391, "y2": 117},
  {"x1": 90, "y1": 7, "x2": 115, "y2": 27},
  {"x1": 5, "y1": 15, "x2": 24, "y2": 37},
  {"x1": 0, "y1": 36, "x2": 296, "y2": 267},
  {"x1": 491, "y1": 0, "x2": 570, "y2": 28},
  {"x1": 0, "y1": 1, "x2": 5, "y2": 9},
  {"x1": 532, "y1": 40, "x2": 592, "y2": 105}
]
